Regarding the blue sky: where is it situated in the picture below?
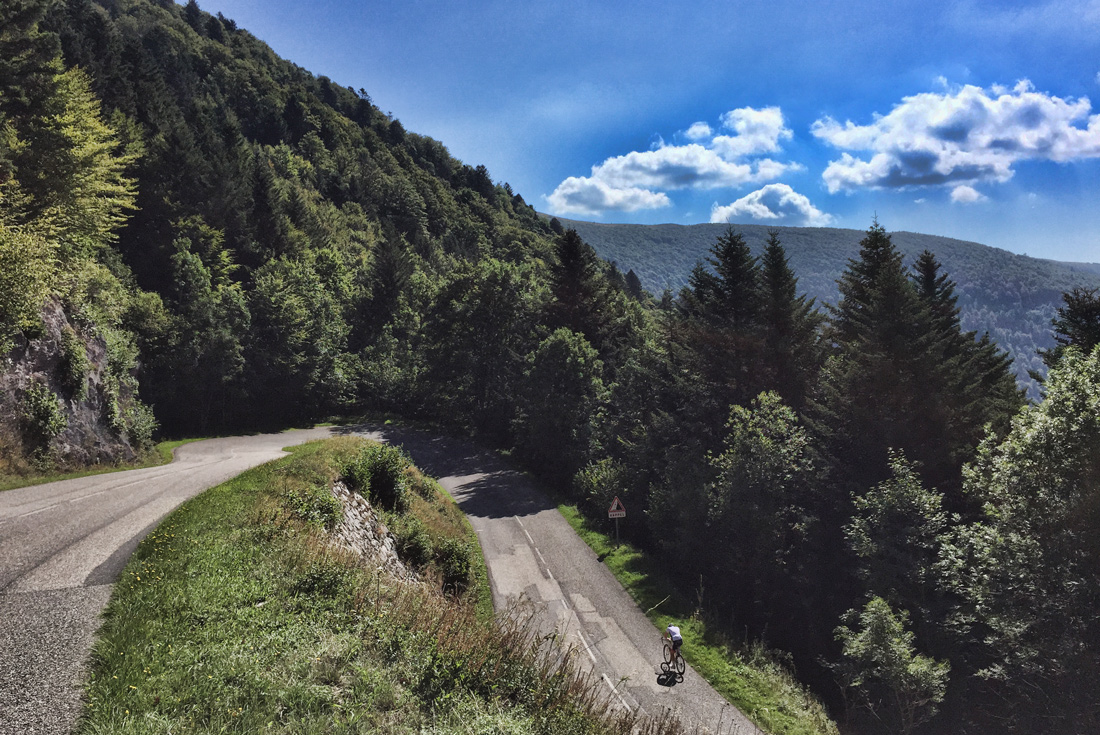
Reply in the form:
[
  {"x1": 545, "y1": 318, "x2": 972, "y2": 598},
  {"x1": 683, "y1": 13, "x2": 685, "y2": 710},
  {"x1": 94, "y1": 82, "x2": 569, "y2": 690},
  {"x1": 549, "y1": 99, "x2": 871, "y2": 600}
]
[{"x1": 195, "y1": 0, "x2": 1100, "y2": 263}]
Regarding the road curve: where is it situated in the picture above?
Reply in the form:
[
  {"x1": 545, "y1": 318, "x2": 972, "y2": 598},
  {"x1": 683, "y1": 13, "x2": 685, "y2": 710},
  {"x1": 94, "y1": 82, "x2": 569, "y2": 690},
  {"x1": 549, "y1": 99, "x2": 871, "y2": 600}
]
[
  {"x1": 0, "y1": 429, "x2": 332, "y2": 735},
  {"x1": 367, "y1": 425, "x2": 760, "y2": 735},
  {"x1": 1, "y1": 425, "x2": 759, "y2": 735}
]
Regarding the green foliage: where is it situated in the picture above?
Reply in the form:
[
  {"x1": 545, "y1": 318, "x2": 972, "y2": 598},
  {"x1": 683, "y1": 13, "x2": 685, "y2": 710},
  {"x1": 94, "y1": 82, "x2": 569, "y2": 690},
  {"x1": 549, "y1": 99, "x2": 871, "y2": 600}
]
[
  {"x1": 685, "y1": 226, "x2": 760, "y2": 330},
  {"x1": 573, "y1": 456, "x2": 629, "y2": 518},
  {"x1": 344, "y1": 442, "x2": 411, "y2": 513},
  {"x1": 1037, "y1": 286, "x2": 1100, "y2": 372},
  {"x1": 833, "y1": 597, "x2": 950, "y2": 735},
  {"x1": 0, "y1": 222, "x2": 54, "y2": 334},
  {"x1": 423, "y1": 259, "x2": 544, "y2": 438},
  {"x1": 248, "y1": 252, "x2": 350, "y2": 422},
  {"x1": 434, "y1": 536, "x2": 472, "y2": 591},
  {"x1": 703, "y1": 392, "x2": 818, "y2": 628},
  {"x1": 392, "y1": 514, "x2": 433, "y2": 567},
  {"x1": 284, "y1": 481, "x2": 343, "y2": 529},
  {"x1": 515, "y1": 327, "x2": 607, "y2": 481},
  {"x1": 58, "y1": 325, "x2": 90, "y2": 398},
  {"x1": 934, "y1": 345, "x2": 1100, "y2": 729},
  {"x1": 123, "y1": 399, "x2": 157, "y2": 448},
  {"x1": 811, "y1": 222, "x2": 1021, "y2": 509},
  {"x1": 21, "y1": 378, "x2": 67, "y2": 449},
  {"x1": 561, "y1": 217, "x2": 1100, "y2": 396},
  {"x1": 759, "y1": 231, "x2": 824, "y2": 411},
  {"x1": 845, "y1": 453, "x2": 948, "y2": 620},
  {"x1": 6, "y1": 66, "x2": 137, "y2": 259}
]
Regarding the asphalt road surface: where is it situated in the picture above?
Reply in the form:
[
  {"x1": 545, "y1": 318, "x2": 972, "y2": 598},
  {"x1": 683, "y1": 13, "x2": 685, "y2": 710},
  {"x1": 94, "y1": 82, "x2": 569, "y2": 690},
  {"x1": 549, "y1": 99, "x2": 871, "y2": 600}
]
[
  {"x1": 0, "y1": 429, "x2": 332, "y2": 735},
  {"x1": 1, "y1": 425, "x2": 758, "y2": 735},
  {"x1": 369, "y1": 425, "x2": 760, "y2": 735}
]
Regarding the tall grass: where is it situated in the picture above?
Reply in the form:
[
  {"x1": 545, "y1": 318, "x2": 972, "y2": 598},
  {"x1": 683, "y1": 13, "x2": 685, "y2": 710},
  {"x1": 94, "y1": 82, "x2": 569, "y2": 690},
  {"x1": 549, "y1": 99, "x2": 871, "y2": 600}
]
[{"x1": 79, "y1": 438, "x2": 688, "y2": 734}]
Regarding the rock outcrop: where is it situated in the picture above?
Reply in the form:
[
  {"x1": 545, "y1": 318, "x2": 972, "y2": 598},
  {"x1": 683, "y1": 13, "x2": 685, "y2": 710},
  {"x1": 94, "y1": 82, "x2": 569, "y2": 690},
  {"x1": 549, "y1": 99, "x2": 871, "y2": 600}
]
[
  {"x1": 328, "y1": 479, "x2": 416, "y2": 581},
  {"x1": 1, "y1": 299, "x2": 140, "y2": 468}
]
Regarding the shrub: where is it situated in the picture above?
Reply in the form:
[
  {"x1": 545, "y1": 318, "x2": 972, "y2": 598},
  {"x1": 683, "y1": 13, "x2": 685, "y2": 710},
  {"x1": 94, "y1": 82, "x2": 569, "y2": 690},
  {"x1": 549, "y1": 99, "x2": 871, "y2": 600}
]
[
  {"x1": 434, "y1": 536, "x2": 472, "y2": 592},
  {"x1": 292, "y1": 558, "x2": 354, "y2": 598},
  {"x1": 344, "y1": 443, "x2": 411, "y2": 512},
  {"x1": 124, "y1": 399, "x2": 158, "y2": 448},
  {"x1": 393, "y1": 516, "x2": 433, "y2": 567},
  {"x1": 58, "y1": 326, "x2": 91, "y2": 399},
  {"x1": 283, "y1": 482, "x2": 343, "y2": 529},
  {"x1": 0, "y1": 224, "x2": 54, "y2": 333},
  {"x1": 21, "y1": 380, "x2": 68, "y2": 449}
]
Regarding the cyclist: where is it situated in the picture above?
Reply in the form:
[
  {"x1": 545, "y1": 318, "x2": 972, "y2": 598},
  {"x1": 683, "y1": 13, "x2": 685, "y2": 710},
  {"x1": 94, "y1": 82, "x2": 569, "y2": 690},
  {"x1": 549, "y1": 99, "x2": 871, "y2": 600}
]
[{"x1": 664, "y1": 624, "x2": 683, "y2": 660}]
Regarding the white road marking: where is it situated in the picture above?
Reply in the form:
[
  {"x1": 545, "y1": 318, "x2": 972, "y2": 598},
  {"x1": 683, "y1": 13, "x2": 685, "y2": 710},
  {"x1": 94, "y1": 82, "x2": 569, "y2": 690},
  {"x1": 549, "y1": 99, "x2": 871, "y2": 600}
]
[{"x1": 513, "y1": 515, "x2": 636, "y2": 714}]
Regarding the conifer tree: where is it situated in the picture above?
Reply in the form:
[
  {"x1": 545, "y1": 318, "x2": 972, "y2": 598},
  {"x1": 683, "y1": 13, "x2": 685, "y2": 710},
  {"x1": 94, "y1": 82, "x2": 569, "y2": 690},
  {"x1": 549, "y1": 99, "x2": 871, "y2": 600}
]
[
  {"x1": 684, "y1": 226, "x2": 759, "y2": 329},
  {"x1": 759, "y1": 231, "x2": 823, "y2": 413},
  {"x1": 675, "y1": 227, "x2": 765, "y2": 435},
  {"x1": 910, "y1": 250, "x2": 1022, "y2": 502},
  {"x1": 1038, "y1": 286, "x2": 1100, "y2": 372},
  {"x1": 0, "y1": 0, "x2": 60, "y2": 123},
  {"x1": 810, "y1": 221, "x2": 942, "y2": 520},
  {"x1": 547, "y1": 228, "x2": 604, "y2": 343}
]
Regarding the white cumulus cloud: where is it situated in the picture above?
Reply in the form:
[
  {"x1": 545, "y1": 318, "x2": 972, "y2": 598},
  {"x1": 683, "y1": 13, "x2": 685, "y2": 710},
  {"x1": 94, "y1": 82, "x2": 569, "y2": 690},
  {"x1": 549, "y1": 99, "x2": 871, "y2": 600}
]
[
  {"x1": 950, "y1": 185, "x2": 986, "y2": 203},
  {"x1": 545, "y1": 176, "x2": 671, "y2": 215},
  {"x1": 812, "y1": 79, "x2": 1100, "y2": 194},
  {"x1": 546, "y1": 106, "x2": 799, "y2": 216},
  {"x1": 588, "y1": 144, "x2": 796, "y2": 191},
  {"x1": 713, "y1": 106, "x2": 792, "y2": 158},
  {"x1": 685, "y1": 122, "x2": 713, "y2": 141},
  {"x1": 710, "y1": 184, "x2": 834, "y2": 226}
]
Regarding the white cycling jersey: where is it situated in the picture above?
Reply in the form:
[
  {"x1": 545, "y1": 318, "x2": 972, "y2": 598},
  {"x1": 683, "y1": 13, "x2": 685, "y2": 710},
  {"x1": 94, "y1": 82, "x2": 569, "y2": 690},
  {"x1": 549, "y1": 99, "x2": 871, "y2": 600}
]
[{"x1": 666, "y1": 625, "x2": 682, "y2": 642}]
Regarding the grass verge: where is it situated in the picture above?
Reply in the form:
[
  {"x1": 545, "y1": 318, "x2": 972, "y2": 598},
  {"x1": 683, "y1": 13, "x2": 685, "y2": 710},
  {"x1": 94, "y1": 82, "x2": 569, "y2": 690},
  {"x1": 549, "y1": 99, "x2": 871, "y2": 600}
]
[
  {"x1": 0, "y1": 438, "x2": 201, "y2": 493},
  {"x1": 80, "y1": 437, "x2": 680, "y2": 735},
  {"x1": 557, "y1": 504, "x2": 839, "y2": 735}
]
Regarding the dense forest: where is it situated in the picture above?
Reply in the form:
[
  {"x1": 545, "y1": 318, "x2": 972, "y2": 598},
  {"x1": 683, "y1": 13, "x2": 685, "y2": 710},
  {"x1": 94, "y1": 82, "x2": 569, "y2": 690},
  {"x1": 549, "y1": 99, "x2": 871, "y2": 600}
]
[
  {"x1": 2, "y1": 0, "x2": 1100, "y2": 733},
  {"x1": 555, "y1": 217, "x2": 1100, "y2": 397}
]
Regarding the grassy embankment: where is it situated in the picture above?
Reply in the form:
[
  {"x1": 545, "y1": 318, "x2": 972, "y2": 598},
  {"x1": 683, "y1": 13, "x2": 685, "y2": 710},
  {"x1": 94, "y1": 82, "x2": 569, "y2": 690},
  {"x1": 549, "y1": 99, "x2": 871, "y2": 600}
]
[
  {"x1": 557, "y1": 504, "x2": 839, "y2": 735},
  {"x1": 79, "y1": 437, "x2": 681, "y2": 735},
  {"x1": 0, "y1": 438, "x2": 197, "y2": 492}
]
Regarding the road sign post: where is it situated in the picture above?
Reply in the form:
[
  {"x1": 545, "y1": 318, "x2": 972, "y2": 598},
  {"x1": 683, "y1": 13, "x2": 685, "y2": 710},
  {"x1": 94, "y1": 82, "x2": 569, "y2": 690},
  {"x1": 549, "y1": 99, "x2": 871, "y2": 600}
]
[{"x1": 608, "y1": 496, "x2": 626, "y2": 543}]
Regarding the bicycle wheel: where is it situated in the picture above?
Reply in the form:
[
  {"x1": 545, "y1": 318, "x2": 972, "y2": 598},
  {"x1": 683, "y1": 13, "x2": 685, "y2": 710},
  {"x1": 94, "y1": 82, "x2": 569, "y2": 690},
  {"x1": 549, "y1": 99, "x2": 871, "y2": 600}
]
[
  {"x1": 662, "y1": 643, "x2": 673, "y2": 672},
  {"x1": 675, "y1": 651, "x2": 686, "y2": 675}
]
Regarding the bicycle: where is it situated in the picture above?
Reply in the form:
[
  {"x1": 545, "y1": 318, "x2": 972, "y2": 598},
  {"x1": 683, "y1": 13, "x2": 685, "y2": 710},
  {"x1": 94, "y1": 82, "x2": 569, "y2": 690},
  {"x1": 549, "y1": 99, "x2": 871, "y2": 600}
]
[{"x1": 661, "y1": 638, "x2": 686, "y2": 678}]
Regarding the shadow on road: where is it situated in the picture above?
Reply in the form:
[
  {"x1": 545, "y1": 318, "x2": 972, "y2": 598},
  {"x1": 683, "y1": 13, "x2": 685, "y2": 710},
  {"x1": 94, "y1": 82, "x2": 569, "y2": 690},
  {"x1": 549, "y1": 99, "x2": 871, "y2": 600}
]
[
  {"x1": 334, "y1": 424, "x2": 496, "y2": 477},
  {"x1": 334, "y1": 423, "x2": 557, "y2": 520},
  {"x1": 657, "y1": 671, "x2": 683, "y2": 687},
  {"x1": 449, "y1": 472, "x2": 556, "y2": 520}
]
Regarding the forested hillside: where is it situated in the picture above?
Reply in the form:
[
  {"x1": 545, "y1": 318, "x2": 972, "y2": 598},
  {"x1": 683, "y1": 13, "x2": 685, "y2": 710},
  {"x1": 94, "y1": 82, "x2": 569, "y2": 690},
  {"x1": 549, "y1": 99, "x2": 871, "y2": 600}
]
[
  {"x1": 3, "y1": 1, "x2": 1100, "y2": 733},
  {"x1": 555, "y1": 217, "x2": 1100, "y2": 391}
]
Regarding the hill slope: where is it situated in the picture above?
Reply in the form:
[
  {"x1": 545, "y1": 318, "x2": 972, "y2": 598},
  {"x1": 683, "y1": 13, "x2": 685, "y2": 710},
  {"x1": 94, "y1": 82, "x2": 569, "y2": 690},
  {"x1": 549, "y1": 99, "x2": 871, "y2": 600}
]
[{"x1": 555, "y1": 217, "x2": 1100, "y2": 389}]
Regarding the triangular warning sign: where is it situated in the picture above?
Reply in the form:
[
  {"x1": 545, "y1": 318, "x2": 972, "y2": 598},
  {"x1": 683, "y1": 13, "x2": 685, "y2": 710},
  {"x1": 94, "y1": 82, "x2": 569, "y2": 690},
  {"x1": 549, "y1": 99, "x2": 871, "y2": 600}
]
[{"x1": 608, "y1": 496, "x2": 626, "y2": 517}]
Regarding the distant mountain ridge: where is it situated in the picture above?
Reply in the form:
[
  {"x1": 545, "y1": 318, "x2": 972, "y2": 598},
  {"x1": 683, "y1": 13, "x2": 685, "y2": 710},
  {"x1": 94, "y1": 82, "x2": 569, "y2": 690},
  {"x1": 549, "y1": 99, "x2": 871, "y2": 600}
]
[{"x1": 552, "y1": 217, "x2": 1100, "y2": 391}]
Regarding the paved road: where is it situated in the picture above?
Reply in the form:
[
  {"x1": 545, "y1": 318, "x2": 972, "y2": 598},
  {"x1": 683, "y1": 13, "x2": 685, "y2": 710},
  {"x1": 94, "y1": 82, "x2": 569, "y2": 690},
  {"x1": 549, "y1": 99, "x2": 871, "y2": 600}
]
[
  {"x1": 1, "y1": 425, "x2": 758, "y2": 735},
  {"x1": 368, "y1": 425, "x2": 760, "y2": 735},
  {"x1": 0, "y1": 429, "x2": 331, "y2": 735}
]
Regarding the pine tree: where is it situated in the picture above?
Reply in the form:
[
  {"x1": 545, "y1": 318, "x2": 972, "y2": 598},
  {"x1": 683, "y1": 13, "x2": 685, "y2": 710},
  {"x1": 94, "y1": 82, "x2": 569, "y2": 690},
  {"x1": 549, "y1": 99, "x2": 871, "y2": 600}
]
[
  {"x1": 810, "y1": 221, "x2": 942, "y2": 522},
  {"x1": 0, "y1": 0, "x2": 61, "y2": 123},
  {"x1": 910, "y1": 250, "x2": 1022, "y2": 503},
  {"x1": 684, "y1": 226, "x2": 759, "y2": 330},
  {"x1": 1038, "y1": 286, "x2": 1100, "y2": 372},
  {"x1": 674, "y1": 227, "x2": 765, "y2": 434},
  {"x1": 759, "y1": 231, "x2": 823, "y2": 413},
  {"x1": 547, "y1": 228, "x2": 604, "y2": 341}
]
